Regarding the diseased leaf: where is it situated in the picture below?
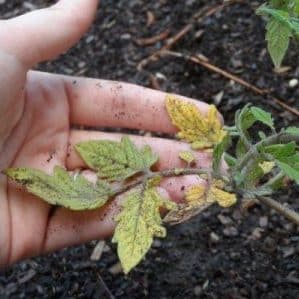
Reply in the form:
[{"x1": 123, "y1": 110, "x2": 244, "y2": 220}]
[
  {"x1": 213, "y1": 134, "x2": 231, "y2": 173},
  {"x1": 179, "y1": 151, "x2": 196, "y2": 164},
  {"x1": 185, "y1": 180, "x2": 237, "y2": 209},
  {"x1": 259, "y1": 161, "x2": 276, "y2": 174},
  {"x1": 165, "y1": 95, "x2": 226, "y2": 149},
  {"x1": 4, "y1": 166, "x2": 112, "y2": 210},
  {"x1": 112, "y1": 186, "x2": 176, "y2": 274},
  {"x1": 76, "y1": 136, "x2": 158, "y2": 181},
  {"x1": 185, "y1": 184, "x2": 206, "y2": 206},
  {"x1": 250, "y1": 107, "x2": 274, "y2": 129},
  {"x1": 242, "y1": 160, "x2": 265, "y2": 189}
]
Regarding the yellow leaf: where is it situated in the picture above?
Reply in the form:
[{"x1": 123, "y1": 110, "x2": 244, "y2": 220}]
[
  {"x1": 165, "y1": 95, "x2": 226, "y2": 149},
  {"x1": 146, "y1": 175, "x2": 162, "y2": 188},
  {"x1": 258, "y1": 161, "x2": 275, "y2": 174},
  {"x1": 112, "y1": 186, "x2": 176, "y2": 274},
  {"x1": 185, "y1": 180, "x2": 237, "y2": 209},
  {"x1": 179, "y1": 151, "x2": 196, "y2": 164},
  {"x1": 185, "y1": 184, "x2": 206, "y2": 206},
  {"x1": 208, "y1": 186, "x2": 237, "y2": 208}
]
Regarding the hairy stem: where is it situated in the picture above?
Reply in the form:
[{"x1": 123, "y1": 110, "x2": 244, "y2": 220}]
[
  {"x1": 263, "y1": 171, "x2": 285, "y2": 189},
  {"x1": 257, "y1": 196, "x2": 299, "y2": 226},
  {"x1": 112, "y1": 168, "x2": 224, "y2": 198}
]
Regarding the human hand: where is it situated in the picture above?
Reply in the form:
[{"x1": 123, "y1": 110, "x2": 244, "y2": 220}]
[{"x1": 0, "y1": 0, "x2": 220, "y2": 268}]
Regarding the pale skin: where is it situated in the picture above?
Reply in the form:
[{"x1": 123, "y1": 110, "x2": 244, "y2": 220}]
[{"x1": 0, "y1": 0, "x2": 220, "y2": 268}]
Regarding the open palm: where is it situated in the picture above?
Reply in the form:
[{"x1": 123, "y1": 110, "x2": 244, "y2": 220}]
[{"x1": 0, "y1": 0, "x2": 216, "y2": 268}]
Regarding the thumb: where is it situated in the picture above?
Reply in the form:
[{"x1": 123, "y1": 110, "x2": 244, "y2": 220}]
[{"x1": 0, "y1": 0, "x2": 99, "y2": 66}]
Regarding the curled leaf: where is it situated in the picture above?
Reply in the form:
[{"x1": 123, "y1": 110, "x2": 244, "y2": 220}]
[
  {"x1": 112, "y1": 185, "x2": 176, "y2": 274},
  {"x1": 4, "y1": 166, "x2": 112, "y2": 210},
  {"x1": 165, "y1": 95, "x2": 226, "y2": 149}
]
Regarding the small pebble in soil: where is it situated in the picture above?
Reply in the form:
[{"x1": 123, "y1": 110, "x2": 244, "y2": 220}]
[
  {"x1": 210, "y1": 231, "x2": 220, "y2": 243},
  {"x1": 289, "y1": 78, "x2": 298, "y2": 88},
  {"x1": 223, "y1": 226, "x2": 239, "y2": 237}
]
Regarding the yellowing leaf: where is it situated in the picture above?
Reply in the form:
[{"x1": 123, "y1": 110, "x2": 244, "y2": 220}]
[
  {"x1": 179, "y1": 151, "x2": 196, "y2": 164},
  {"x1": 146, "y1": 175, "x2": 162, "y2": 188},
  {"x1": 5, "y1": 166, "x2": 112, "y2": 210},
  {"x1": 76, "y1": 136, "x2": 158, "y2": 181},
  {"x1": 185, "y1": 180, "x2": 237, "y2": 209},
  {"x1": 112, "y1": 186, "x2": 176, "y2": 274},
  {"x1": 185, "y1": 184, "x2": 206, "y2": 205},
  {"x1": 208, "y1": 186, "x2": 237, "y2": 208},
  {"x1": 165, "y1": 95, "x2": 226, "y2": 149},
  {"x1": 258, "y1": 161, "x2": 275, "y2": 174}
]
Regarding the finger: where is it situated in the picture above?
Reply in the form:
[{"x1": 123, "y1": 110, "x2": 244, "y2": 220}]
[
  {"x1": 0, "y1": 0, "x2": 98, "y2": 66},
  {"x1": 67, "y1": 130, "x2": 213, "y2": 171},
  {"x1": 63, "y1": 76, "x2": 217, "y2": 132},
  {"x1": 43, "y1": 176, "x2": 205, "y2": 254},
  {"x1": 32, "y1": 71, "x2": 219, "y2": 132}
]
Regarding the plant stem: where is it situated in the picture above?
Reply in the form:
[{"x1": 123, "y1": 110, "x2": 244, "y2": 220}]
[
  {"x1": 112, "y1": 168, "x2": 222, "y2": 198},
  {"x1": 263, "y1": 171, "x2": 285, "y2": 189},
  {"x1": 257, "y1": 196, "x2": 299, "y2": 226}
]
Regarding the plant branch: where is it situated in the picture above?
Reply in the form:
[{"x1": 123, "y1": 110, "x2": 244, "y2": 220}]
[
  {"x1": 263, "y1": 171, "x2": 285, "y2": 188},
  {"x1": 235, "y1": 131, "x2": 299, "y2": 172},
  {"x1": 257, "y1": 196, "x2": 299, "y2": 226},
  {"x1": 112, "y1": 168, "x2": 223, "y2": 198}
]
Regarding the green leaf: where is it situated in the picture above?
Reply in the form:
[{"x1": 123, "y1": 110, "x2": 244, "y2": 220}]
[
  {"x1": 224, "y1": 153, "x2": 237, "y2": 167},
  {"x1": 236, "y1": 105, "x2": 255, "y2": 132},
  {"x1": 257, "y1": 6, "x2": 290, "y2": 23},
  {"x1": 112, "y1": 186, "x2": 176, "y2": 274},
  {"x1": 276, "y1": 161, "x2": 299, "y2": 183},
  {"x1": 285, "y1": 126, "x2": 299, "y2": 135},
  {"x1": 4, "y1": 166, "x2": 112, "y2": 210},
  {"x1": 250, "y1": 107, "x2": 274, "y2": 129},
  {"x1": 76, "y1": 136, "x2": 158, "y2": 181},
  {"x1": 266, "y1": 17, "x2": 292, "y2": 67},
  {"x1": 269, "y1": 0, "x2": 288, "y2": 10},
  {"x1": 258, "y1": 131, "x2": 267, "y2": 140},
  {"x1": 213, "y1": 134, "x2": 231, "y2": 173},
  {"x1": 289, "y1": 0, "x2": 299, "y2": 15},
  {"x1": 264, "y1": 142, "x2": 297, "y2": 159}
]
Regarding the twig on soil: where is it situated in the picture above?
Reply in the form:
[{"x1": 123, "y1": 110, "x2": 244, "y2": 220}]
[
  {"x1": 95, "y1": 270, "x2": 116, "y2": 299},
  {"x1": 135, "y1": 28, "x2": 171, "y2": 46},
  {"x1": 162, "y1": 50, "x2": 299, "y2": 117},
  {"x1": 137, "y1": 1, "x2": 241, "y2": 71},
  {"x1": 149, "y1": 73, "x2": 162, "y2": 90}
]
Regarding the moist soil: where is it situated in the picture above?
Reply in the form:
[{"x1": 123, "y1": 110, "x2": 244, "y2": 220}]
[{"x1": 0, "y1": 0, "x2": 299, "y2": 298}]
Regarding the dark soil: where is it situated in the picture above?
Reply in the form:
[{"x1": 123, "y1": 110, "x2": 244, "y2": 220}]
[{"x1": 0, "y1": 0, "x2": 299, "y2": 298}]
